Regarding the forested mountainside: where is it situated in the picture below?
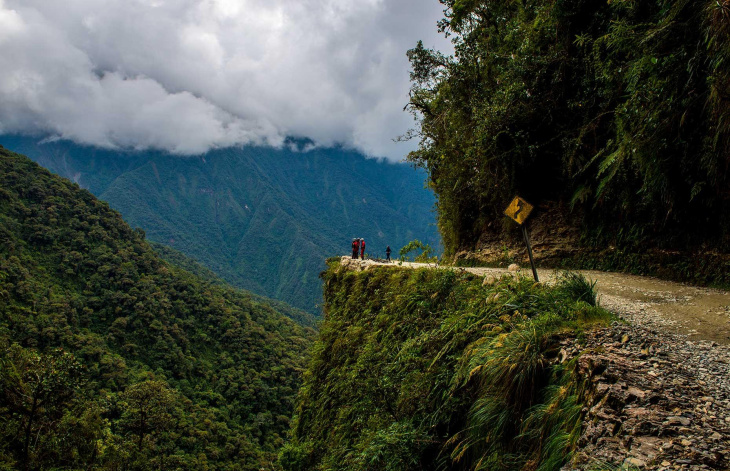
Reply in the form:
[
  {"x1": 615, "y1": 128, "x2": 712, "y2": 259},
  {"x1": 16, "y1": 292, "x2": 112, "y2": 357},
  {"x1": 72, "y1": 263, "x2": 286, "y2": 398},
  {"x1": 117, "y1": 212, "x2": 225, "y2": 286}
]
[
  {"x1": 0, "y1": 146, "x2": 315, "y2": 470},
  {"x1": 0, "y1": 136, "x2": 441, "y2": 313},
  {"x1": 150, "y1": 241, "x2": 318, "y2": 329},
  {"x1": 407, "y1": 0, "x2": 730, "y2": 262},
  {"x1": 281, "y1": 260, "x2": 612, "y2": 470}
]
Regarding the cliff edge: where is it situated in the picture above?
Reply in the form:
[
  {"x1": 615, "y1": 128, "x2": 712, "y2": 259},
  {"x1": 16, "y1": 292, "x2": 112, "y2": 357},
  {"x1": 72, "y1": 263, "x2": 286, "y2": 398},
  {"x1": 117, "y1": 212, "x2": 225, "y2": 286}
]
[{"x1": 281, "y1": 260, "x2": 729, "y2": 470}]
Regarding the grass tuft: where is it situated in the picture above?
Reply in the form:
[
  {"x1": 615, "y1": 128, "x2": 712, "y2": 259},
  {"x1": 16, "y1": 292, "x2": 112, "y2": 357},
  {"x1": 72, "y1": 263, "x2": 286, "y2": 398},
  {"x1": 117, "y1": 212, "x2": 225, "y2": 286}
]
[{"x1": 555, "y1": 271, "x2": 598, "y2": 306}]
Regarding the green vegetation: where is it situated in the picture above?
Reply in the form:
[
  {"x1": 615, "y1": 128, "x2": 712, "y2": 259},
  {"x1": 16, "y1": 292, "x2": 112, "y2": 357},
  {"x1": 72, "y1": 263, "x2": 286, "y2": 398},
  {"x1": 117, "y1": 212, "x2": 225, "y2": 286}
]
[
  {"x1": 398, "y1": 239, "x2": 437, "y2": 262},
  {"x1": 0, "y1": 136, "x2": 441, "y2": 313},
  {"x1": 407, "y1": 0, "x2": 730, "y2": 262},
  {"x1": 150, "y1": 241, "x2": 319, "y2": 329},
  {"x1": 282, "y1": 262, "x2": 612, "y2": 470},
  {"x1": 0, "y1": 147, "x2": 315, "y2": 469}
]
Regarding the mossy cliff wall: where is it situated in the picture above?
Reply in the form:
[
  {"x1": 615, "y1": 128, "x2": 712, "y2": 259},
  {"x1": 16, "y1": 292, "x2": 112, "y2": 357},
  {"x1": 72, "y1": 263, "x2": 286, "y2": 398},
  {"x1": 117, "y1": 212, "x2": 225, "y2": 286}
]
[{"x1": 280, "y1": 261, "x2": 612, "y2": 471}]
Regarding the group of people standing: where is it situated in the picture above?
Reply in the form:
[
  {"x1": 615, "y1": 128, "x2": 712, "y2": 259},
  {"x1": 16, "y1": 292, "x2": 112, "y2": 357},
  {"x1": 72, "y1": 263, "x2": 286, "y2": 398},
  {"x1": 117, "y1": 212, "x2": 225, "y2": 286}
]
[
  {"x1": 351, "y1": 238, "x2": 365, "y2": 260},
  {"x1": 351, "y1": 238, "x2": 392, "y2": 262}
]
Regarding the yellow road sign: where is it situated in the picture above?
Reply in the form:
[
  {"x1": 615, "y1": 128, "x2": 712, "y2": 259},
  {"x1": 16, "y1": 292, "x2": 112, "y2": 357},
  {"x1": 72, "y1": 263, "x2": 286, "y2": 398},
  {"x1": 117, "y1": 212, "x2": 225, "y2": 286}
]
[{"x1": 504, "y1": 196, "x2": 533, "y2": 225}]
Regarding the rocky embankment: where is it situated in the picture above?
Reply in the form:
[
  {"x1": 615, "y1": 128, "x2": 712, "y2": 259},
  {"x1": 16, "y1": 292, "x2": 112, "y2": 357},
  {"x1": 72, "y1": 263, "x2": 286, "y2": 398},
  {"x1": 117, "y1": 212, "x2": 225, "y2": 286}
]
[
  {"x1": 340, "y1": 257, "x2": 730, "y2": 469},
  {"x1": 564, "y1": 323, "x2": 730, "y2": 470}
]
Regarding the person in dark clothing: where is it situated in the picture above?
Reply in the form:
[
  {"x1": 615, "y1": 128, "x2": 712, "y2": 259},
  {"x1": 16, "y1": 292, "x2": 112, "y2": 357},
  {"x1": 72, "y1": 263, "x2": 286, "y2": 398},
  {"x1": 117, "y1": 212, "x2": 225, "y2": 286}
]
[
  {"x1": 352, "y1": 238, "x2": 359, "y2": 259},
  {"x1": 360, "y1": 238, "x2": 366, "y2": 260},
  {"x1": 385, "y1": 245, "x2": 391, "y2": 262}
]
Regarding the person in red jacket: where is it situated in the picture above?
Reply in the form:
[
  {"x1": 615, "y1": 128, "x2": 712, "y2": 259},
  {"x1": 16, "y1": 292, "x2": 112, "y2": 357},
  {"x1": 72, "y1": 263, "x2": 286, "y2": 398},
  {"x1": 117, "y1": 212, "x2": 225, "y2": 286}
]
[
  {"x1": 352, "y1": 238, "x2": 359, "y2": 259},
  {"x1": 360, "y1": 238, "x2": 366, "y2": 260}
]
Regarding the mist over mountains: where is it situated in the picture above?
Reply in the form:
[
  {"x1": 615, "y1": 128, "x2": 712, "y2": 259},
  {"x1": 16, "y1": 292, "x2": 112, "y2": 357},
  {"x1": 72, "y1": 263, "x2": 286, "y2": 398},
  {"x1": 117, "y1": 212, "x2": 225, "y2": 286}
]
[{"x1": 1, "y1": 135, "x2": 440, "y2": 313}]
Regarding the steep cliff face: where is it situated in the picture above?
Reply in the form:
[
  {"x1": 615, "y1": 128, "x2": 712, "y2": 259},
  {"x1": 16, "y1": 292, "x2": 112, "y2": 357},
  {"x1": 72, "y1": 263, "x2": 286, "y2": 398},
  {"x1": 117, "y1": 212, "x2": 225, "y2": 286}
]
[
  {"x1": 283, "y1": 260, "x2": 730, "y2": 470},
  {"x1": 281, "y1": 260, "x2": 612, "y2": 470}
]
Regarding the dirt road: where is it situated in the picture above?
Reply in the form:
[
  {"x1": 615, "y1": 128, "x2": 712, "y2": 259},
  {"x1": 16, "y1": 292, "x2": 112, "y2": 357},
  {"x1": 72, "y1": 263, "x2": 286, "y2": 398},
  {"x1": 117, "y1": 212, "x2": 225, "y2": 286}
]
[{"x1": 342, "y1": 257, "x2": 730, "y2": 344}]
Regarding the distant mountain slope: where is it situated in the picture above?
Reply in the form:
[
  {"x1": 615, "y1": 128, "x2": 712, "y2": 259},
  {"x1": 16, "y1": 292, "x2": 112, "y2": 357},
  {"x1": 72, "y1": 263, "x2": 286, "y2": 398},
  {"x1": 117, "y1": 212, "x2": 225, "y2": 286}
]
[
  {"x1": 1, "y1": 136, "x2": 440, "y2": 313},
  {"x1": 0, "y1": 146, "x2": 314, "y2": 469}
]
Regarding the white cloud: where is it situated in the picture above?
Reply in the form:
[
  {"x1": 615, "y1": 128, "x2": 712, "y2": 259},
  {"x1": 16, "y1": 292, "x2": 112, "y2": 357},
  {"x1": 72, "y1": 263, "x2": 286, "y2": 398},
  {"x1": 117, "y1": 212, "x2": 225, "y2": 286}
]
[{"x1": 0, "y1": 0, "x2": 449, "y2": 159}]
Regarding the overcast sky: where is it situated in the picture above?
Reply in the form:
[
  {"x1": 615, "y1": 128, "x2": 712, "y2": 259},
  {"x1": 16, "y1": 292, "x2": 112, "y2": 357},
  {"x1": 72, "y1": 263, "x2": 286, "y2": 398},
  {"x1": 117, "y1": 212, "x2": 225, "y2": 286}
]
[{"x1": 0, "y1": 0, "x2": 449, "y2": 160}]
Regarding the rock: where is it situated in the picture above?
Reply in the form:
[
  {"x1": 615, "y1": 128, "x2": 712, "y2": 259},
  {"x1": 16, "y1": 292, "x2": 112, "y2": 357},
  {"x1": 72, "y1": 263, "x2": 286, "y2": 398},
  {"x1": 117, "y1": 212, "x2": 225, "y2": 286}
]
[
  {"x1": 508, "y1": 263, "x2": 520, "y2": 272},
  {"x1": 665, "y1": 416, "x2": 691, "y2": 426},
  {"x1": 563, "y1": 321, "x2": 730, "y2": 470},
  {"x1": 626, "y1": 387, "x2": 646, "y2": 401},
  {"x1": 624, "y1": 457, "x2": 646, "y2": 467}
]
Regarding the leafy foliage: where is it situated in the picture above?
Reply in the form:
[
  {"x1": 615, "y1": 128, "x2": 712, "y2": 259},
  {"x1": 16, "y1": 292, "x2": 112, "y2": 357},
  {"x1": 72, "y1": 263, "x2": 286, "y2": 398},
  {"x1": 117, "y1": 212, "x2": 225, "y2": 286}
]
[
  {"x1": 150, "y1": 241, "x2": 319, "y2": 329},
  {"x1": 407, "y1": 0, "x2": 730, "y2": 256},
  {"x1": 0, "y1": 345, "x2": 87, "y2": 469},
  {"x1": 0, "y1": 147, "x2": 315, "y2": 469},
  {"x1": 398, "y1": 239, "x2": 437, "y2": 262},
  {"x1": 282, "y1": 263, "x2": 611, "y2": 470}
]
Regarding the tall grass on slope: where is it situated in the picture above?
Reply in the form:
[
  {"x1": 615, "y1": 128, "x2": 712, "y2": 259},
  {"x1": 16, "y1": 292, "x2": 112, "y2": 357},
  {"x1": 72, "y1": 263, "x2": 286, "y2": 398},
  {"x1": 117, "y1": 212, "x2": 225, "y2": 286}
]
[
  {"x1": 283, "y1": 265, "x2": 611, "y2": 471},
  {"x1": 557, "y1": 271, "x2": 598, "y2": 306},
  {"x1": 448, "y1": 289, "x2": 607, "y2": 470},
  {"x1": 449, "y1": 272, "x2": 608, "y2": 471}
]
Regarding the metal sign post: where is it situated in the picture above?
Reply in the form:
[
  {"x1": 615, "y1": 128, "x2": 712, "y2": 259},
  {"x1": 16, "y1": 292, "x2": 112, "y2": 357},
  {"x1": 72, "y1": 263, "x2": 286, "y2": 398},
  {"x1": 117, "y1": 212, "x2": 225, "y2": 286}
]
[
  {"x1": 504, "y1": 196, "x2": 539, "y2": 282},
  {"x1": 521, "y1": 224, "x2": 538, "y2": 282}
]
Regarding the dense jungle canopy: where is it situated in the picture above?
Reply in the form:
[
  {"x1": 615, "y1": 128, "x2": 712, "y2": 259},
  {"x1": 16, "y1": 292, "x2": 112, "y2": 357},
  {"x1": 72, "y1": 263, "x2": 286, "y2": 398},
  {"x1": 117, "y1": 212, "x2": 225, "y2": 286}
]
[
  {"x1": 0, "y1": 147, "x2": 315, "y2": 470},
  {"x1": 407, "y1": 0, "x2": 730, "y2": 254}
]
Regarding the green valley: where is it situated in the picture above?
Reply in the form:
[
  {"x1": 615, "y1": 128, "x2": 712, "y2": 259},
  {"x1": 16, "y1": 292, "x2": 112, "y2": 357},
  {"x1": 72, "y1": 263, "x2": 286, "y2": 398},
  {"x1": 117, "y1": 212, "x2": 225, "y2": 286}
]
[
  {"x1": 0, "y1": 136, "x2": 441, "y2": 314},
  {"x1": 0, "y1": 146, "x2": 315, "y2": 469},
  {"x1": 4, "y1": 1, "x2": 730, "y2": 470}
]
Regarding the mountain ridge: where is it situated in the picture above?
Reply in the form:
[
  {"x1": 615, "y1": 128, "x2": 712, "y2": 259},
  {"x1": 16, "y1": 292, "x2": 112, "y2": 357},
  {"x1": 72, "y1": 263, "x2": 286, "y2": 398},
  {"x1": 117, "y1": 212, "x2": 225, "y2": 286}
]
[{"x1": 0, "y1": 135, "x2": 441, "y2": 313}]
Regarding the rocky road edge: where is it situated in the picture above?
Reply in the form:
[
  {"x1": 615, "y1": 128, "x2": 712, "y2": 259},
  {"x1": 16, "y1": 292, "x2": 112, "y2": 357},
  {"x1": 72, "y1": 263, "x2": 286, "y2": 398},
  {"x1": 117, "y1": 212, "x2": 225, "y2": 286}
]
[
  {"x1": 563, "y1": 323, "x2": 730, "y2": 470},
  {"x1": 338, "y1": 257, "x2": 730, "y2": 469}
]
